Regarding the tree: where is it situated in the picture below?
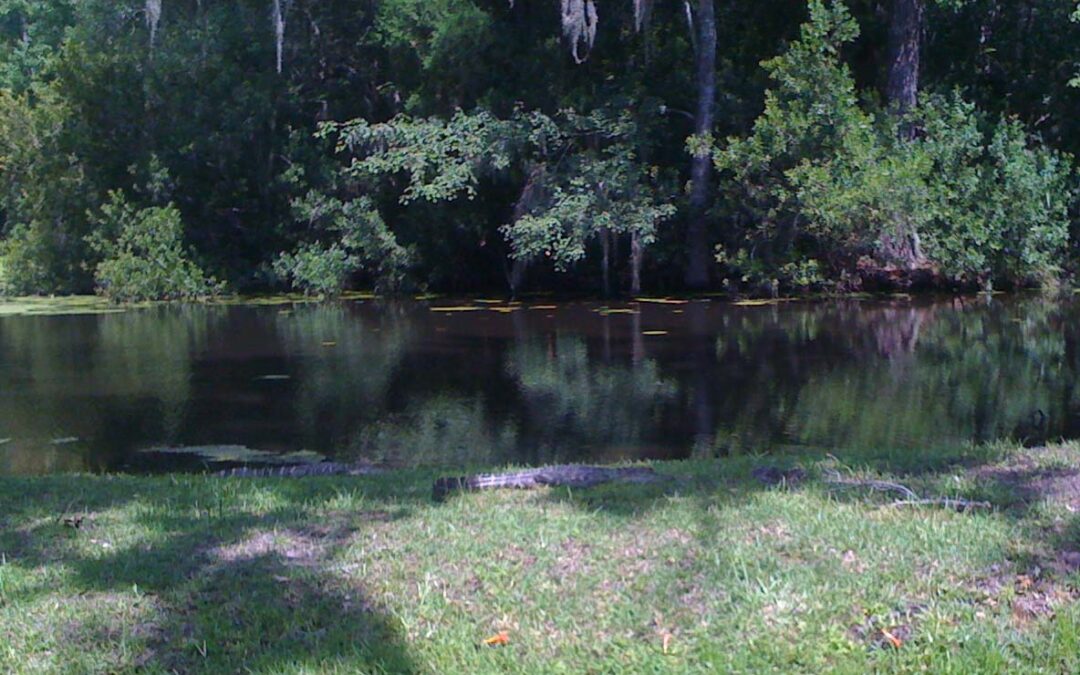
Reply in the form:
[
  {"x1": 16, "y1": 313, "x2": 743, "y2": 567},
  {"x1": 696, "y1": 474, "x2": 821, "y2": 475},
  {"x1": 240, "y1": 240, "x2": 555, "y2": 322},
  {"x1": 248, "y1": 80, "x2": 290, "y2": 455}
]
[
  {"x1": 886, "y1": 0, "x2": 923, "y2": 118},
  {"x1": 535, "y1": 0, "x2": 718, "y2": 290},
  {"x1": 684, "y1": 0, "x2": 718, "y2": 289}
]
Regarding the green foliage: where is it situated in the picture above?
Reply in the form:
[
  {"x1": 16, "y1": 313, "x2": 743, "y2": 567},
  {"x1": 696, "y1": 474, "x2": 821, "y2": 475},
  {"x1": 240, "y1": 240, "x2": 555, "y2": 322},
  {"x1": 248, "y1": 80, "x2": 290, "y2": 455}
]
[
  {"x1": 373, "y1": 0, "x2": 496, "y2": 112},
  {"x1": 86, "y1": 191, "x2": 222, "y2": 302},
  {"x1": 501, "y1": 108, "x2": 676, "y2": 272},
  {"x1": 272, "y1": 243, "x2": 355, "y2": 298},
  {"x1": 328, "y1": 109, "x2": 526, "y2": 204},
  {"x1": 273, "y1": 192, "x2": 411, "y2": 296},
  {"x1": 0, "y1": 0, "x2": 76, "y2": 92},
  {"x1": 0, "y1": 87, "x2": 92, "y2": 295},
  {"x1": 329, "y1": 104, "x2": 673, "y2": 289},
  {"x1": 0, "y1": 0, "x2": 1078, "y2": 296},
  {"x1": 1068, "y1": 3, "x2": 1080, "y2": 88},
  {"x1": 714, "y1": 0, "x2": 873, "y2": 285},
  {"x1": 716, "y1": 0, "x2": 1074, "y2": 290},
  {"x1": 912, "y1": 99, "x2": 1073, "y2": 285}
]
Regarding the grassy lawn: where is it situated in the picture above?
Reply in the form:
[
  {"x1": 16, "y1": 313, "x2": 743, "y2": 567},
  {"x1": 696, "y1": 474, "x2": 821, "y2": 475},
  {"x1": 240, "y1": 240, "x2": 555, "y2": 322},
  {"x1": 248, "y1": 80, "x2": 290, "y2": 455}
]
[{"x1": 3, "y1": 444, "x2": 1080, "y2": 673}]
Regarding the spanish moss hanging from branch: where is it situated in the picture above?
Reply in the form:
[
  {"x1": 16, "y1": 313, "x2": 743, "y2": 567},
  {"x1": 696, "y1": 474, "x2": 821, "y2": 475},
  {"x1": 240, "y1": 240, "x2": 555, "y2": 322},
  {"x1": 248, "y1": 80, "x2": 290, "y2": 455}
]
[
  {"x1": 634, "y1": 0, "x2": 653, "y2": 32},
  {"x1": 146, "y1": 0, "x2": 162, "y2": 48},
  {"x1": 561, "y1": 0, "x2": 598, "y2": 63},
  {"x1": 272, "y1": 0, "x2": 292, "y2": 73}
]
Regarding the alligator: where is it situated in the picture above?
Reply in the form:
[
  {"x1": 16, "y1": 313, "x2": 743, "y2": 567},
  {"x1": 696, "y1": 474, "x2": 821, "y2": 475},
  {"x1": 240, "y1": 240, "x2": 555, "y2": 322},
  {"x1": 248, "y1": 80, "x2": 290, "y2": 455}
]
[
  {"x1": 432, "y1": 464, "x2": 669, "y2": 501},
  {"x1": 214, "y1": 461, "x2": 383, "y2": 478},
  {"x1": 214, "y1": 461, "x2": 670, "y2": 502}
]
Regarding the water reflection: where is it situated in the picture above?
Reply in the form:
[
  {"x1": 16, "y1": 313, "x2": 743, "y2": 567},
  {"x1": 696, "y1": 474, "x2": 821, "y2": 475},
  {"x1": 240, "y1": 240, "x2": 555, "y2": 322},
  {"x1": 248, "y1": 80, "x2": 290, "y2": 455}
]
[
  {"x1": 275, "y1": 304, "x2": 412, "y2": 451},
  {"x1": 505, "y1": 335, "x2": 677, "y2": 461},
  {"x1": 0, "y1": 307, "x2": 218, "y2": 473},
  {"x1": 0, "y1": 296, "x2": 1077, "y2": 475}
]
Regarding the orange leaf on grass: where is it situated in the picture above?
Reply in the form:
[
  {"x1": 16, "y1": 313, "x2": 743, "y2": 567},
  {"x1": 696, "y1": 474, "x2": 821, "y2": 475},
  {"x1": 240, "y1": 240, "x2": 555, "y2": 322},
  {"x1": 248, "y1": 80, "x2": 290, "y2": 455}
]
[
  {"x1": 483, "y1": 631, "x2": 510, "y2": 646},
  {"x1": 880, "y1": 628, "x2": 903, "y2": 649}
]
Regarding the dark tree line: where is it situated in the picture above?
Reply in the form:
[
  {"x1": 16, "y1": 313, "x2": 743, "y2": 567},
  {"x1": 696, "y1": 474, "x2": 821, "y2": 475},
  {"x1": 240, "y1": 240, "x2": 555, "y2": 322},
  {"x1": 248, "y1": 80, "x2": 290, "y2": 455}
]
[{"x1": 0, "y1": 0, "x2": 1076, "y2": 300}]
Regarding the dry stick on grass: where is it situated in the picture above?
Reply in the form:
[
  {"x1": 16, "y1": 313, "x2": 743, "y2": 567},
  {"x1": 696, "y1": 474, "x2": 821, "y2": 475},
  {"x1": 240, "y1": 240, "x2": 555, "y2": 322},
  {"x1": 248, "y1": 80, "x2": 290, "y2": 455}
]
[{"x1": 822, "y1": 469, "x2": 991, "y2": 512}]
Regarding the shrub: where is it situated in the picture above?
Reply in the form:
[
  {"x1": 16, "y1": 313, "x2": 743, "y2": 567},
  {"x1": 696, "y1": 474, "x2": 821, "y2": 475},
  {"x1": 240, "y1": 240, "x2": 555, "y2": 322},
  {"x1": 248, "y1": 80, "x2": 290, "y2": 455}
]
[
  {"x1": 273, "y1": 192, "x2": 412, "y2": 296},
  {"x1": 87, "y1": 191, "x2": 223, "y2": 302},
  {"x1": 715, "y1": 0, "x2": 1074, "y2": 290}
]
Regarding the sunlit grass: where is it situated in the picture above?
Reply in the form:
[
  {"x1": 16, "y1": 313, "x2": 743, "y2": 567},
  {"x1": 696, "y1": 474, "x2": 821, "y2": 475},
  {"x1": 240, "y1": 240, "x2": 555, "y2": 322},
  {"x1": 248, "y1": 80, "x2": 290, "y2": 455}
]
[{"x1": 3, "y1": 446, "x2": 1080, "y2": 672}]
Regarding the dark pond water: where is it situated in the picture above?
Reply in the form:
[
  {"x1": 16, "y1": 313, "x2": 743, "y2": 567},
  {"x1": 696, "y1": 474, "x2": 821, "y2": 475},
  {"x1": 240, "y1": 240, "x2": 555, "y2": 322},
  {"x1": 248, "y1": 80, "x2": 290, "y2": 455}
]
[{"x1": 0, "y1": 295, "x2": 1076, "y2": 476}]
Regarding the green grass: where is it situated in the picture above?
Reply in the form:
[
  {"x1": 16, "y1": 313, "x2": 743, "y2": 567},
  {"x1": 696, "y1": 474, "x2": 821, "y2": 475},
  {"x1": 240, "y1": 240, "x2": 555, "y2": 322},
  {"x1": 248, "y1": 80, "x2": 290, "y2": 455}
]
[{"x1": 4, "y1": 445, "x2": 1080, "y2": 673}]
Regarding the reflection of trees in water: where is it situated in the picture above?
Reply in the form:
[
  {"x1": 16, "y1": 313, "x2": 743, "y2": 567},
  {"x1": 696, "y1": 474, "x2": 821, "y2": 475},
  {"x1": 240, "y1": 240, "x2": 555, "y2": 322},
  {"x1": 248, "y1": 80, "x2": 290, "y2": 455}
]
[
  {"x1": 711, "y1": 299, "x2": 1074, "y2": 454},
  {"x1": 274, "y1": 303, "x2": 412, "y2": 452},
  {"x1": 348, "y1": 395, "x2": 518, "y2": 466},
  {"x1": 0, "y1": 306, "x2": 217, "y2": 473},
  {"x1": 506, "y1": 335, "x2": 676, "y2": 459},
  {"x1": 95, "y1": 307, "x2": 219, "y2": 439},
  {"x1": 5, "y1": 297, "x2": 1080, "y2": 474}
]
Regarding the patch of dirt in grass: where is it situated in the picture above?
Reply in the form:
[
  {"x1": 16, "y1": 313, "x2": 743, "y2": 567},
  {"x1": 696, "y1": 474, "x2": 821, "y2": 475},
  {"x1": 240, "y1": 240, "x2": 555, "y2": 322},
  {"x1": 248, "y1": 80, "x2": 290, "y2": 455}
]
[
  {"x1": 967, "y1": 560, "x2": 1080, "y2": 627},
  {"x1": 210, "y1": 510, "x2": 382, "y2": 568},
  {"x1": 551, "y1": 537, "x2": 593, "y2": 580},
  {"x1": 211, "y1": 507, "x2": 388, "y2": 570},
  {"x1": 847, "y1": 602, "x2": 926, "y2": 650},
  {"x1": 972, "y1": 448, "x2": 1080, "y2": 509},
  {"x1": 214, "y1": 530, "x2": 325, "y2": 566},
  {"x1": 494, "y1": 543, "x2": 538, "y2": 569},
  {"x1": 748, "y1": 520, "x2": 792, "y2": 544}
]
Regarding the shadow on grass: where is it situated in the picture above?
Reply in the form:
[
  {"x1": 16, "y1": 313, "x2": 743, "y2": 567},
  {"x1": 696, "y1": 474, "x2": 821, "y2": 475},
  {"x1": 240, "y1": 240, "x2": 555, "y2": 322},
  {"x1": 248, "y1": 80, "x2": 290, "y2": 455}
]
[
  {"x1": 6, "y1": 442, "x2": 1080, "y2": 671},
  {"x1": 0, "y1": 475, "x2": 425, "y2": 673}
]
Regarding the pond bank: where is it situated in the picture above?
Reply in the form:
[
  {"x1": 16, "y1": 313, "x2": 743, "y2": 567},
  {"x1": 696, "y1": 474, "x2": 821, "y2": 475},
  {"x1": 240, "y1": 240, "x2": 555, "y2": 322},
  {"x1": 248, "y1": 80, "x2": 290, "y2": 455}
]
[{"x1": 3, "y1": 443, "x2": 1080, "y2": 672}]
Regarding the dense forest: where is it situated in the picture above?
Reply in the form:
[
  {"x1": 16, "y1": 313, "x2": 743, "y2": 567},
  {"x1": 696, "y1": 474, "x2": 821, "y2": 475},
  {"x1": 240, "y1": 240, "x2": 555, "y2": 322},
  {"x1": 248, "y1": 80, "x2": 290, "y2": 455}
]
[{"x1": 0, "y1": 0, "x2": 1077, "y2": 299}]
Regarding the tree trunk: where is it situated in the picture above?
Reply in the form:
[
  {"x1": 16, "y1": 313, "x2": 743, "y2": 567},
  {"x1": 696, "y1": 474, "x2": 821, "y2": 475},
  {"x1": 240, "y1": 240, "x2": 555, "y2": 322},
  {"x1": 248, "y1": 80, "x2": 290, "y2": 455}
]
[
  {"x1": 630, "y1": 231, "x2": 643, "y2": 296},
  {"x1": 881, "y1": 0, "x2": 926, "y2": 268},
  {"x1": 886, "y1": 0, "x2": 923, "y2": 120},
  {"x1": 684, "y1": 0, "x2": 717, "y2": 290},
  {"x1": 601, "y1": 227, "x2": 612, "y2": 297},
  {"x1": 508, "y1": 257, "x2": 529, "y2": 297}
]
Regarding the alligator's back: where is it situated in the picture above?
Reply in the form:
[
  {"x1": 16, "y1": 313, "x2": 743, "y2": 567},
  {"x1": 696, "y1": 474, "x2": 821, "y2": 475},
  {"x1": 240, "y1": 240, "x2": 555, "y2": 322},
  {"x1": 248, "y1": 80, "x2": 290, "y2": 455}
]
[
  {"x1": 215, "y1": 462, "x2": 379, "y2": 478},
  {"x1": 432, "y1": 465, "x2": 661, "y2": 500}
]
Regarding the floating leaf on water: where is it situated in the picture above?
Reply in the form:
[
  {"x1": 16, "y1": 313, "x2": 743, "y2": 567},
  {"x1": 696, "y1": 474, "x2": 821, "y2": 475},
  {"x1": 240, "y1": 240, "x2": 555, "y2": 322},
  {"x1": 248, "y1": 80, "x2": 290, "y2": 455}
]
[
  {"x1": 634, "y1": 297, "x2": 689, "y2": 305},
  {"x1": 0, "y1": 438, "x2": 11, "y2": 445},
  {"x1": 642, "y1": 330, "x2": 668, "y2": 336},
  {"x1": 528, "y1": 305, "x2": 558, "y2": 310},
  {"x1": 598, "y1": 308, "x2": 639, "y2": 315},
  {"x1": 340, "y1": 290, "x2": 376, "y2": 300},
  {"x1": 732, "y1": 300, "x2": 776, "y2": 307},
  {"x1": 50, "y1": 437, "x2": 80, "y2": 445},
  {"x1": 255, "y1": 374, "x2": 291, "y2": 381},
  {"x1": 488, "y1": 307, "x2": 520, "y2": 313},
  {"x1": 431, "y1": 306, "x2": 482, "y2": 312},
  {"x1": 321, "y1": 341, "x2": 337, "y2": 347},
  {"x1": 474, "y1": 299, "x2": 507, "y2": 304}
]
